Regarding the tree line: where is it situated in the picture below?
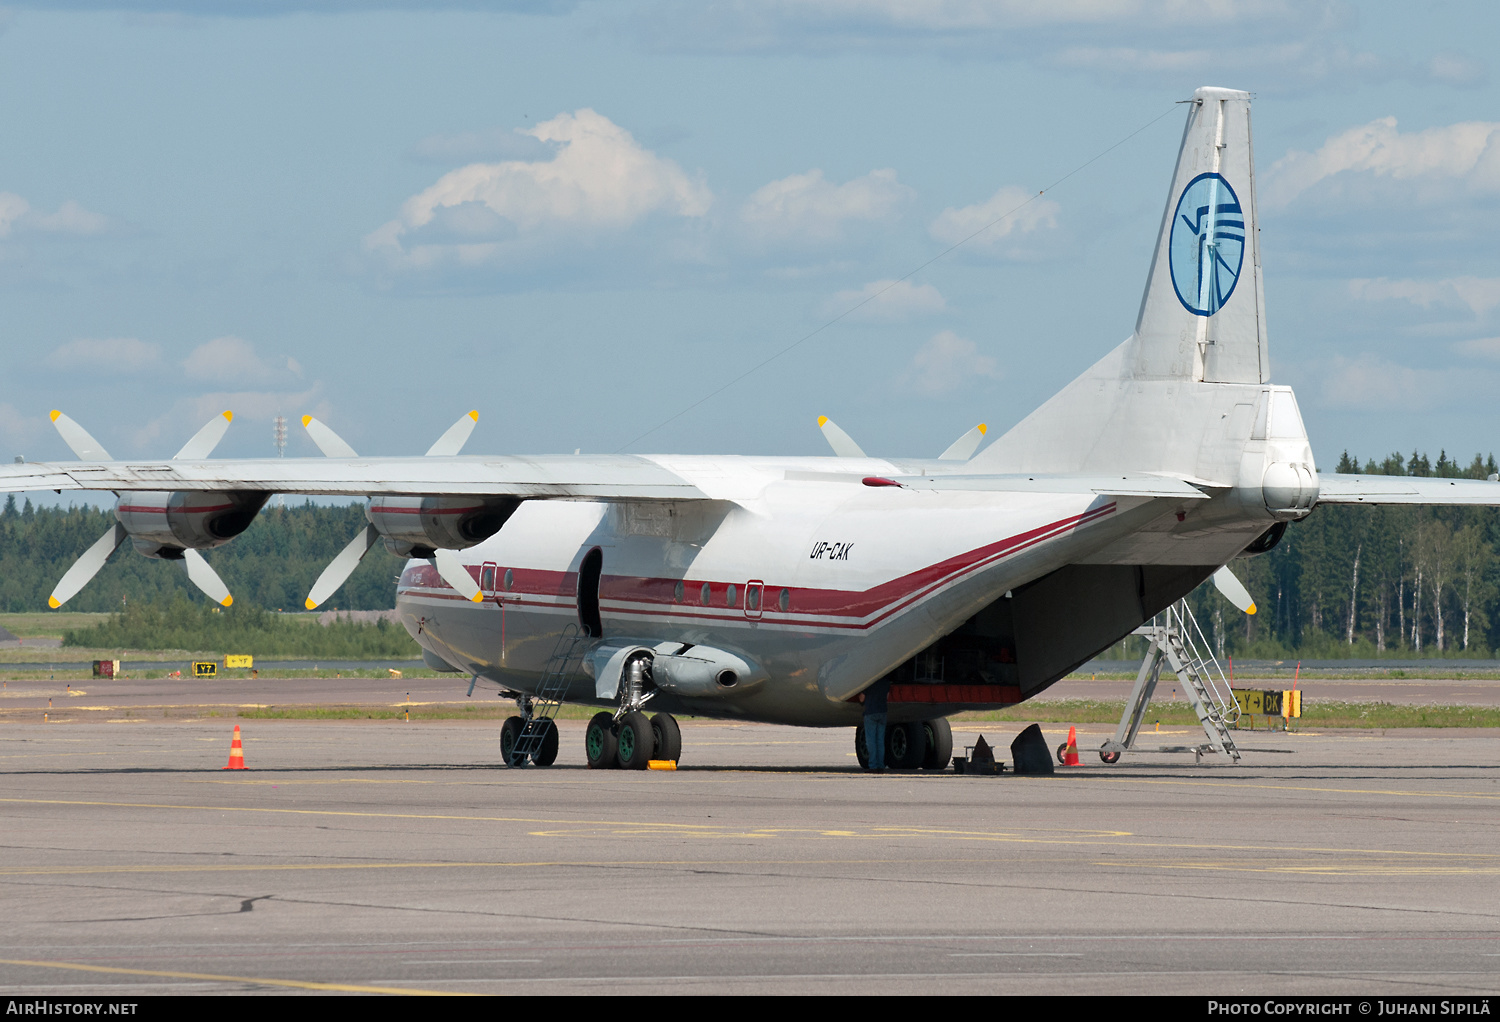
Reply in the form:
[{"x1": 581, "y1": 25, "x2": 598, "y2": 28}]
[{"x1": 1189, "y1": 449, "x2": 1500, "y2": 660}]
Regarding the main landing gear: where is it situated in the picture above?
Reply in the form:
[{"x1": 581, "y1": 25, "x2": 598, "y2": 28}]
[
  {"x1": 854, "y1": 717, "x2": 954, "y2": 771},
  {"x1": 586, "y1": 710, "x2": 682, "y2": 770}
]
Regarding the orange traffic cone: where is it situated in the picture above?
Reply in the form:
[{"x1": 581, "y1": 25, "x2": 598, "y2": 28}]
[
  {"x1": 1062, "y1": 726, "x2": 1080, "y2": 766},
  {"x1": 223, "y1": 725, "x2": 247, "y2": 770}
]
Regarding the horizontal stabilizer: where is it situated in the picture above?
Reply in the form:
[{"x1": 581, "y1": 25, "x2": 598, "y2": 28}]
[
  {"x1": 1315, "y1": 474, "x2": 1500, "y2": 506},
  {"x1": 886, "y1": 472, "x2": 1209, "y2": 499}
]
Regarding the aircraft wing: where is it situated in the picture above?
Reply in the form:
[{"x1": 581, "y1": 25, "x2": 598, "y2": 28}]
[
  {"x1": 1315, "y1": 473, "x2": 1500, "y2": 506},
  {"x1": 0, "y1": 454, "x2": 709, "y2": 501}
]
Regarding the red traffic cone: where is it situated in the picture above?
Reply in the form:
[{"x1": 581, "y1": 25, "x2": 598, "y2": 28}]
[
  {"x1": 223, "y1": 725, "x2": 247, "y2": 770},
  {"x1": 1062, "y1": 726, "x2": 1080, "y2": 766}
]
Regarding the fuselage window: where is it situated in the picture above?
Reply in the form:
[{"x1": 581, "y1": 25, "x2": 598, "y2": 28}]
[
  {"x1": 503, "y1": 568, "x2": 514, "y2": 591},
  {"x1": 674, "y1": 580, "x2": 684, "y2": 603},
  {"x1": 747, "y1": 586, "x2": 760, "y2": 611},
  {"x1": 726, "y1": 584, "x2": 737, "y2": 608},
  {"x1": 700, "y1": 582, "x2": 711, "y2": 605},
  {"x1": 779, "y1": 588, "x2": 790, "y2": 612},
  {"x1": 481, "y1": 566, "x2": 495, "y2": 592}
]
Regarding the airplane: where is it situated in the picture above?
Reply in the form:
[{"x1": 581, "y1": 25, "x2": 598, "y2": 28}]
[{"x1": 6, "y1": 86, "x2": 1499, "y2": 771}]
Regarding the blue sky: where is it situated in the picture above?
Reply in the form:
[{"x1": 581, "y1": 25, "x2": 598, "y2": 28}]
[{"x1": 3, "y1": 1, "x2": 1498, "y2": 482}]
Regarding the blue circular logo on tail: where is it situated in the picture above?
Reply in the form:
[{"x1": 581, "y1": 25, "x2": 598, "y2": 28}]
[{"x1": 1168, "y1": 172, "x2": 1245, "y2": 317}]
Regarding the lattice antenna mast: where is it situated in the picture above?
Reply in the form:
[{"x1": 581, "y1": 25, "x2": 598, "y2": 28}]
[{"x1": 273, "y1": 415, "x2": 287, "y2": 508}]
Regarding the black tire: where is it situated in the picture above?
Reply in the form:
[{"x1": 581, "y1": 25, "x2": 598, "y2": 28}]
[
  {"x1": 531, "y1": 719, "x2": 559, "y2": 767},
  {"x1": 854, "y1": 724, "x2": 869, "y2": 770},
  {"x1": 887, "y1": 721, "x2": 927, "y2": 770},
  {"x1": 585, "y1": 712, "x2": 617, "y2": 769},
  {"x1": 500, "y1": 716, "x2": 527, "y2": 768},
  {"x1": 1100, "y1": 749, "x2": 1121, "y2": 765},
  {"x1": 649, "y1": 713, "x2": 682, "y2": 763},
  {"x1": 921, "y1": 717, "x2": 953, "y2": 771},
  {"x1": 616, "y1": 711, "x2": 653, "y2": 770},
  {"x1": 1057, "y1": 744, "x2": 1069, "y2": 765}
]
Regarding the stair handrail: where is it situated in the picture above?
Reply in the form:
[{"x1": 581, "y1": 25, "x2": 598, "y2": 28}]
[{"x1": 1168, "y1": 600, "x2": 1241, "y2": 724}]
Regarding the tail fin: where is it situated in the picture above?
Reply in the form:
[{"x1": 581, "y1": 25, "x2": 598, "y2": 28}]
[
  {"x1": 1132, "y1": 86, "x2": 1268, "y2": 384},
  {"x1": 971, "y1": 87, "x2": 1269, "y2": 477}
]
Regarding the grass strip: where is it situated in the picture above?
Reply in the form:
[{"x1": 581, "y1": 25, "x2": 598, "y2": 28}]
[{"x1": 953, "y1": 699, "x2": 1500, "y2": 729}]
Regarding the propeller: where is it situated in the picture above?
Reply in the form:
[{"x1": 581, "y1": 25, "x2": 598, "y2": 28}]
[
  {"x1": 48, "y1": 524, "x2": 126, "y2": 608},
  {"x1": 817, "y1": 416, "x2": 866, "y2": 458},
  {"x1": 1212, "y1": 564, "x2": 1256, "y2": 615},
  {"x1": 173, "y1": 410, "x2": 233, "y2": 460},
  {"x1": 938, "y1": 423, "x2": 988, "y2": 461},
  {"x1": 49, "y1": 409, "x2": 111, "y2": 460},
  {"x1": 301, "y1": 415, "x2": 358, "y2": 458},
  {"x1": 46, "y1": 410, "x2": 236, "y2": 608},
  {"x1": 301, "y1": 410, "x2": 483, "y2": 609},
  {"x1": 183, "y1": 548, "x2": 233, "y2": 607},
  {"x1": 431, "y1": 548, "x2": 483, "y2": 603},
  {"x1": 425, "y1": 410, "x2": 479, "y2": 457}
]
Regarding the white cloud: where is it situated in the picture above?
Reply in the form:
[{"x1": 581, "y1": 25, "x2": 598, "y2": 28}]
[
  {"x1": 0, "y1": 192, "x2": 116, "y2": 238},
  {"x1": 1348, "y1": 277, "x2": 1500, "y2": 317},
  {"x1": 899, "y1": 330, "x2": 1001, "y2": 396},
  {"x1": 0, "y1": 402, "x2": 45, "y2": 454},
  {"x1": 44, "y1": 338, "x2": 163, "y2": 375},
  {"x1": 1454, "y1": 337, "x2": 1500, "y2": 360},
  {"x1": 823, "y1": 279, "x2": 945, "y2": 322},
  {"x1": 182, "y1": 336, "x2": 299, "y2": 386},
  {"x1": 1313, "y1": 352, "x2": 1495, "y2": 411},
  {"x1": 1264, "y1": 117, "x2": 1500, "y2": 208},
  {"x1": 929, "y1": 185, "x2": 1059, "y2": 252},
  {"x1": 367, "y1": 109, "x2": 711, "y2": 269},
  {"x1": 740, "y1": 168, "x2": 909, "y2": 244},
  {"x1": 132, "y1": 385, "x2": 329, "y2": 454}
]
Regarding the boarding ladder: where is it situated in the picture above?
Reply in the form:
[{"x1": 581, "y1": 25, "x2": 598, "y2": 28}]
[
  {"x1": 1102, "y1": 599, "x2": 1242, "y2": 764},
  {"x1": 510, "y1": 624, "x2": 592, "y2": 765}
]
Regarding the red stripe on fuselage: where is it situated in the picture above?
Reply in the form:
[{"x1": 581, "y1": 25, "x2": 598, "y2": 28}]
[{"x1": 397, "y1": 503, "x2": 1115, "y2": 631}]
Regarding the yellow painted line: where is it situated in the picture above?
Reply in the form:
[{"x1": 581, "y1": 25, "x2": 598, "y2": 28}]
[
  {"x1": 0, "y1": 957, "x2": 464, "y2": 995},
  {"x1": 1092, "y1": 776, "x2": 1500, "y2": 802},
  {"x1": 5, "y1": 796, "x2": 1496, "y2": 863}
]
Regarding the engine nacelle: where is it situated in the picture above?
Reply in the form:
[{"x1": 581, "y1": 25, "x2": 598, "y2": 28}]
[
  {"x1": 588, "y1": 641, "x2": 768, "y2": 700},
  {"x1": 114, "y1": 490, "x2": 270, "y2": 560},
  {"x1": 366, "y1": 496, "x2": 521, "y2": 558}
]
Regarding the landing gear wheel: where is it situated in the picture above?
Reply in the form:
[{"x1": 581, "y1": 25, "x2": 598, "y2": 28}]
[
  {"x1": 1057, "y1": 744, "x2": 1069, "y2": 765},
  {"x1": 920, "y1": 717, "x2": 953, "y2": 771},
  {"x1": 887, "y1": 721, "x2": 927, "y2": 770},
  {"x1": 531, "y1": 719, "x2": 559, "y2": 766},
  {"x1": 616, "y1": 711, "x2": 653, "y2": 770},
  {"x1": 585, "y1": 712, "x2": 618, "y2": 769},
  {"x1": 500, "y1": 716, "x2": 527, "y2": 768},
  {"x1": 854, "y1": 724, "x2": 869, "y2": 770},
  {"x1": 649, "y1": 713, "x2": 682, "y2": 763},
  {"x1": 1099, "y1": 749, "x2": 1121, "y2": 765}
]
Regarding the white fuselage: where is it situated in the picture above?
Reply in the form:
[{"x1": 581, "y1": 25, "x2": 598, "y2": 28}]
[{"x1": 393, "y1": 452, "x2": 1275, "y2": 727}]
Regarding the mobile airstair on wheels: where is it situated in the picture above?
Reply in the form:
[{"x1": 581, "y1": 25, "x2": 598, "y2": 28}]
[{"x1": 1100, "y1": 599, "x2": 1241, "y2": 765}]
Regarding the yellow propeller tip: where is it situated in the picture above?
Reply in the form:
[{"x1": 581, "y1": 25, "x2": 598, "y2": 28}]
[
  {"x1": 468, "y1": 410, "x2": 479, "y2": 421},
  {"x1": 221, "y1": 595, "x2": 233, "y2": 607},
  {"x1": 47, "y1": 596, "x2": 61, "y2": 609},
  {"x1": 1247, "y1": 604, "x2": 1257, "y2": 615},
  {"x1": 301, "y1": 415, "x2": 313, "y2": 427},
  {"x1": 977, "y1": 423, "x2": 988, "y2": 435},
  {"x1": 49, "y1": 410, "x2": 61, "y2": 422},
  {"x1": 304, "y1": 598, "x2": 317, "y2": 610},
  {"x1": 817, "y1": 416, "x2": 829, "y2": 427},
  {"x1": 222, "y1": 410, "x2": 233, "y2": 422},
  {"x1": 470, "y1": 592, "x2": 484, "y2": 603}
]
